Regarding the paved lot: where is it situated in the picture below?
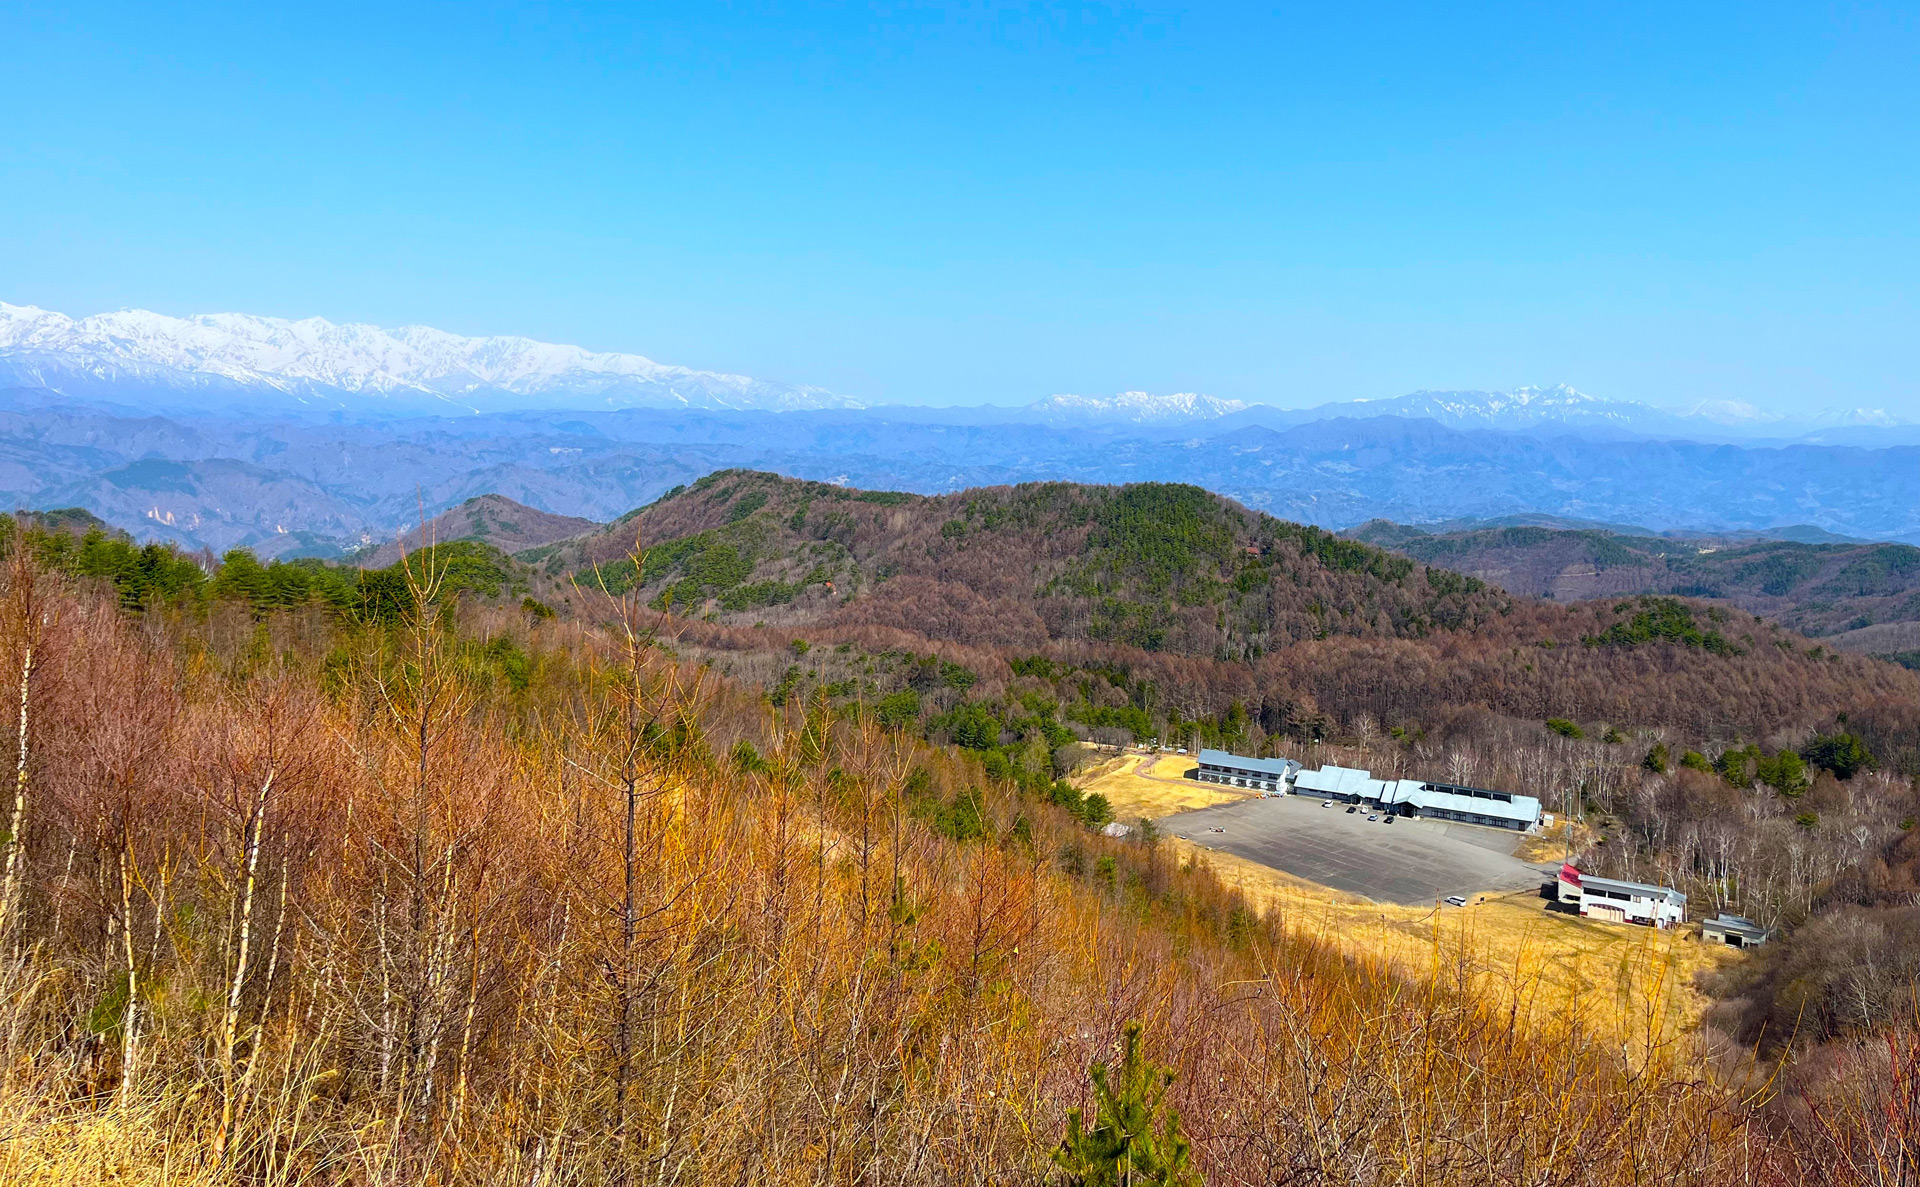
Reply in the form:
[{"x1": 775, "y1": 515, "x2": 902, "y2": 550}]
[{"x1": 1162, "y1": 795, "x2": 1554, "y2": 905}]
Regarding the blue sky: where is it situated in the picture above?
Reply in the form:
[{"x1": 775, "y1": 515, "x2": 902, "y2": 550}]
[{"x1": 3, "y1": 2, "x2": 1917, "y2": 413}]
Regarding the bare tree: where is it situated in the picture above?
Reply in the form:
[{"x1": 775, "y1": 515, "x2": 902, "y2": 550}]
[{"x1": 0, "y1": 526, "x2": 44, "y2": 946}]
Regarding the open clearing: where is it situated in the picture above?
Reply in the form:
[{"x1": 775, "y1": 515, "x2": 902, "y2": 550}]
[
  {"x1": 1163, "y1": 794, "x2": 1549, "y2": 905},
  {"x1": 1078, "y1": 751, "x2": 1238, "y2": 819},
  {"x1": 1172, "y1": 836, "x2": 1739, "y2": 1043},
  {"x1": 1080, "y1": 754, "x2": 1742, "y2": 1040}
]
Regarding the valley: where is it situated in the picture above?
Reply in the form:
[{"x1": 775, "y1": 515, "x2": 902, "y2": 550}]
[{"x1": 7, "y1": 466, "x2": 1920, "y2": 1184}]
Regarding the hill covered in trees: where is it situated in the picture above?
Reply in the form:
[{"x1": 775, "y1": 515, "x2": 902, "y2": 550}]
[
  {"x1": 0, "y1": 505, "x2": 1912, "y2": 1185},
  {"x1": 1343, "y1": 517, "x2": 1920, "y2": 662},
  {"x1": 514, "y1": 471, "x2": 1919, "y2": 748},
  {"x1": 9, "y1": 481, "x2": 1920, "y2": 1179},
  {"x1": 527, "y1": 470, "x2": 1505, "y2": 657},
  {"x1": 356, "y1": 492, "x2": 601, "y2": 568}
]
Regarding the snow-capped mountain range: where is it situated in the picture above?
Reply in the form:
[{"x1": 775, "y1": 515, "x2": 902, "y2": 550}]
[
  {"x1": 2, "y1": 301, "x2": 1909, "y2": 436},
  {"x1": 1028, "y1": 391, "x2": 1250, "y2": 421},
  {"x1": 2, "y1": 303, "x2": 1918, "y2": 556},
  {"x1": 0, "y1": 302, "x2": 858, "y2": 414},
  {"x1": 1347, "y1": 384, "x2": 1649, "y2": 428}
]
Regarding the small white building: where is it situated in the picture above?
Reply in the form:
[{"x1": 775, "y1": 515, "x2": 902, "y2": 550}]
[
  {"x1": 1558, "y1": 865, "x2": 1686, "y2": 929},
  {"x1": 1195, "y1": 749, "x2": 1300, "y2": 795},
  {"x1": 1702, "y1": 913, "x2": 1772, "y2": 948}
]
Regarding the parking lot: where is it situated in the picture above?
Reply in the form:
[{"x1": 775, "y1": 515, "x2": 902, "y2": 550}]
[{"x1": 1163, "y1": 794, "x2": 1554, "y2": 905}]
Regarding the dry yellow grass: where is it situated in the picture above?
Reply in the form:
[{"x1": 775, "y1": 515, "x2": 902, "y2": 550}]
[
  {"x1": 0, "y1": 1092, "x2": 224, "y2": 1187},
  {"x1": 1078, "y1": 753, "x2": 1731, "y2": 1046},
  {"x1": 1514, "y1": 816, "x2": 1600, "y2": 864},
  {"x1": 1170, "y1": 835, "x2": 1739, "y2": 1049},
  {"x1": 1078, "y1": 751, "x2": 1243, "y2": 820}
]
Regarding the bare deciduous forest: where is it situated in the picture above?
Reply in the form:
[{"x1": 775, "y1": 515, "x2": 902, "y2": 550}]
[{"x1": 6, "y1": 485, "x2": 1920, "y2": 1183}]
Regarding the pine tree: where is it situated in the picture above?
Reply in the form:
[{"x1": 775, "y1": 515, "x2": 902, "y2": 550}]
[{"x1": 1054, "y1": 1021, "x2": 1200, "y2": 1186}]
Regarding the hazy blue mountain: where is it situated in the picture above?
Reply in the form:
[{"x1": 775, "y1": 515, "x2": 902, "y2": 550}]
[
  {"x1": 1192, "y1": 418, "x2": 1920, "y2": 541},
  {"x1": 1208, "y1": 385, "x2": 1913, "y2": 442},
  {"x1": 4, "y1": 388, "x2": 1919, "y2": 557},
  {"x1": 5, "y1": 301, "x2": 1915, "y2": 553}
]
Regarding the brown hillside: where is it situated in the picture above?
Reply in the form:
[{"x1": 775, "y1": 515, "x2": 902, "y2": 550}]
[
  {"x1": 4, "y1": 536, "x2": 1849, "y2": 1186},
  {"x1": 360, "y1": 493, "x2": 599, "y2": 567},
  {"x1": 1344, "y1": 519, "x2": 1920, "y2": 646},
  {"x1": 547, "y1": 470, "x2": 1508, "y2": 654},
  {"x1": 532, "y1": 470, "x2": 1920, "y2": 741}
]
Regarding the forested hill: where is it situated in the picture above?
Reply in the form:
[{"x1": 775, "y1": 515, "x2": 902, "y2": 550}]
[
  {"x1": 31, "y1": 470, "x2": 1918, "y2": 745},
  {"x1": 513, "y1": 470, "x2": 1920, "y2": 746},
  {"x1": 529, "y1": 469, "x2": 1507, "y2": 659},
  {"x1": 356, "y1": 493, "x2": 601, "y2": 569},
  {"x1": 1343, "y1": 517, "x2": 1920, "y2": 661}
]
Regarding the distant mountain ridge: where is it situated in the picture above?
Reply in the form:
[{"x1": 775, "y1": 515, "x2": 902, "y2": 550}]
[
  {"x1": 1211, "y1": 385, "x2": 1913, "y2": 439},
  {"x1": 1343, "y1": 515, "x2": 1920, "y2": 645},
  {"x1": 6, "y1": 391, "x2": 1920, "y2": 558},
  {"x1": 6, "y1": 299, "x2": 1920, "y2": 557},
  {"x1": 8, "y1": 300, "x2": 1911, "y2": 435},
  {"x1": 1026, "y1": 391, "x2": 1249, "y2": 421},
  {"x1": 0, "y1": 302, "x2": 860, "y2": 415},
  {"x1": 1347, "y1": 384, "x2": 1650, "y2": 429},
  {"x1": 1345, "y1": 513, "x2": 1872, "y2": 546}
]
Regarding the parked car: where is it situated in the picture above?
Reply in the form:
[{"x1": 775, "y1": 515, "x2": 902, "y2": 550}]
[
  {"x1": 1322, "y1": 800, "x2": 1334, "y2": 808},
  {"x1": 1345, "y1": 805, "x2": 1357, "y2": 814},
  {"x1": 1444, "y1": 896, "x2": 1468, "y2": 908},
  {"x1": 1383, "y1": 815, "x2": 1396, "y2": 825},
  {"x1": 1367, "y1": 813, "x2": 1379, "y2": 821}
]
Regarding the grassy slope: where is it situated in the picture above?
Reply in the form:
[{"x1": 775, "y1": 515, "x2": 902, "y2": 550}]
[
  {"x1": 1075, "y1": 750, "x2": 1708, "y2": 1043},
  {"x1": 1078, "y1": 752, "x2": 1245, "y2": 818},
  {"x1": 1174, "y1": 841, "x2": 1737, "y2": 1048}
]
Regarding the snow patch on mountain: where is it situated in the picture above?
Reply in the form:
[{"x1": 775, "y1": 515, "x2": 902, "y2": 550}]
[
  {"x1": 1350, "y1": 384, "x2": 1651, "y2": 427},
  {"x1": 0, "y1": 302, "x2": 860, "y2": 414},
  {"x1": 1030, "y1": 391, "x2": 1249, "y2": 421}
]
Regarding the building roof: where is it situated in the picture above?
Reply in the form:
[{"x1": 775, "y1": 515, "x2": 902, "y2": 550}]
[
  {"x1": 1197, "y1": 749, "x2": 1298, "y2": 777},
  {"x1": 1579, "y1": 874, "x2": 1687, "y2": 907},
  {"x1": 1703, "y1": 913, "x2": 1771, "y2": 937},
  {"x1": 1291, "y1": 764, "x2": 1541, "y2": 825},
  {"x1": 1377, "y1": 779, "x2": 1543, "y2": 825},
  {"x1": 1293, "y1": 764, "x2": 1386, "y2": 798}
]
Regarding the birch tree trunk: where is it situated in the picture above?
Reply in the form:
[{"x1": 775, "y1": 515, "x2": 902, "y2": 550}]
[
  {"x1": 0, "y1": 633, "x2": 33, "y2": 944},
  {"x1": 215, "y1": 767, "x2": 275, "y2": 1163}
]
